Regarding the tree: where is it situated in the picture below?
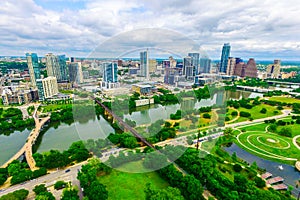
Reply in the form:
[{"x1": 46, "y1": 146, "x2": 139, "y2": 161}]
[
  {"x1": 278, "y1": 127, "x2": 292, "y2": 137},
  {"x1": 33, "y1": 184, "x2": 47, "y2": 195},
  {"x1": 260, "y1": 108, "x2": 267, "y2": 114},
  {"x1": 86, "y1": 181, "x2": 108, "y2": 200},
  {"x1": 145, "y1": 183, "x2": 184, "y2": 200},
  {"x1": 254, "y1": 176, "x2": 266, "y2": 188},
  {"x1": 35, "y1": 192, "x2": 55, "y2": 200},
  {"x1": 61, "y1": 187, "x2": 79, "y2": 200},
  {"x1": 240, "y1": 111, "x2": 251, "y2": 118},
  {"x1": 54, "y1": 180, "x2": 67, "y2": 190},
  {"x1": 203, "y1": 113, "x2": 211, "y2": 119},
  {"x1": 268, "y1": 124, "x2": 277, "y2": 133},
  {"x1": 233, "y1": 164, "x2": 242, "y2": 172}
]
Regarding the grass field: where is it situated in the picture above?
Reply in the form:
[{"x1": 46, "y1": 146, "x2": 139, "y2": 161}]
[
  {"x1": 238, "y1": 104, "x2": 280, "y2": 120},
  {"x1": 268, "y1": 96, "x2": 300, "y2": 104},
  {"x1": 235, "y1": 130, "x2": 300, "y2": 164},
  {"x1": 98, "y1": 161, "x2": 169, "y2": 200},
  {"x1": 237, "y1": 123, "x2": 268, "y2": 132}
]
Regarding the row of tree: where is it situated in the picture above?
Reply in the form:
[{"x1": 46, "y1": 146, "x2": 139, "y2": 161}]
[{"x1": 33, "y1": 141, "x2": 91, "y2": 169}]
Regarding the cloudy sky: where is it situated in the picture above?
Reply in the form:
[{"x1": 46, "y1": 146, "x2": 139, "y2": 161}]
[{"x1": 1, "y1": 0, "x2": 300, "y2": 60}]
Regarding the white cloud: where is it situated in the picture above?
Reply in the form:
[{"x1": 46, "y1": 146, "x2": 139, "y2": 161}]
[{"x1": 0, "y1": 0, "x2": 299, "y2": 59}]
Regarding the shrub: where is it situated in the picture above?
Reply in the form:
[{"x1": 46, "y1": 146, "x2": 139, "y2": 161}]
[
  {"x1": 240, "y1": 111, "x2": 251, "y2": 118},
  {"x1": 233, "y1": 164, "x2": 243, "y2": 172}
]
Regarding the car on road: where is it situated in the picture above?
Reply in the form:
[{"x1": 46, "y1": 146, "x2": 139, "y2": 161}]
[{"x1": 65, "y1": 169, "x2": 71, "y2": 173}]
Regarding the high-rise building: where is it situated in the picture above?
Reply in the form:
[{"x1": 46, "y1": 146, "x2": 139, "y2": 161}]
[
  {"x1": 183, "y1": 56, "x2": 193, "y2": 79},
  {"x1": 103, "y1": 62, "x2": 118, "y2": 83},
  {"x1": 200, "y1": 57, "x2": 211, "y2": 73},
  {"x1": 140, "y1": 50, "x2": 149, "y2": 79},
  {"x1": 169, "y1": 56, "x2": 177, "y2": 68},
  {"x1": 100, "y1": 62, "x2": 119, "y2": 89},
  {"x1": 234, "y1": 58, "x2": 258, "y2": 78},
  {"x1": 188, "y1": 53, "x2": 200, "y2": 75},
  {"x1": 219, "y1": 43, "x2": 231, "y2": 73},
  {"x1": 226, "y1": 57, "x2": 236, "y2": 75},
  {"x1": 26, "y1": 53, "x2": 41, "y2": 87},
  {"x1": 149, "y1": 59, "x2": 157, "y2": 73},
  {"x1": 68, "y1": 62, "x2": 83, "y2": 84},
  {"x1": 46, "y1": 53, "x2": 68, "y2": 82},
  {"x1": 36, "y1": 76, "x2": 58, "y2": 100},
  {"x1": 266, "y1": 60, "x2": 281, "y2": 78}
]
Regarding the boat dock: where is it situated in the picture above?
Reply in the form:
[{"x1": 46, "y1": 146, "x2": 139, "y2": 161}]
[
  {"x1": 266, "y1": 176, "x2": 284, "y2": 185},
  {"x1": 261, "y1": 172, "x2": 288, "y2": 190}
]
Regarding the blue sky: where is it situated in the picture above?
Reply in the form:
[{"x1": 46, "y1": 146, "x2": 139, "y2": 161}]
[
  {"x1": 1, "y1": 0, "x2": 300, "y2": 60},
  {"x1": 34, "y1": 0, "x2": 85, "y2": 11}
]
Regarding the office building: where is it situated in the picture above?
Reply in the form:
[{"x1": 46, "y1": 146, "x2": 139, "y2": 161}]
[
  {"x1": 169, "y1": 56, "x2": 177, "y2": 68},
  {"x1": 68, "y1": 62, "x2": 83, "y2": 84},
  {"x1": 164, "y1": 68, "x2": 179, "y2": 85},
  {"x1": 132, "y1": 84, "x2": 155, "y2": 95},
  {"x1": 26, "y1": 53, "x2": 41, "y2": 87},
  {"x1": 149, "y1": 59, "x2": 157, "y2": 73},
  {"x1": 226, "y1": 57, "x2": 236, "y2": 75},
  {"x1": 234, "y1": 58, "x2": 258, "y2": 78},
  {"x1": 188, "y1": 53, "x2": 200, "y2": 75},
  {"x1": 36, "y1": 76, "x2": 58, "y2": 100},
  {"x1": 266, "y1": 60, "x2": 281, "y2": 78},
  {"x1": 140, "y1": 50, "x2": 149, "y2": 79},
  {"x1": 219, "y1": 43, "x2": 231, "y2": 73},
  {"x1": 183, "y1": 56, "x2": 193, "y2": 79},
  {"x1": 100, "y1": 62, "x2": 119, "y2": 89},
  {"x1": 200, "y1": 57, "x2": 211, "y2": 73},
  {"x1": 46, "y1": 53, "x2": 68, "y2": 82}
]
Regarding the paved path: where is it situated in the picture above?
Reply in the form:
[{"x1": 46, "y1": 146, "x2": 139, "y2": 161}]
[{"x1": 1, "y1": 104, "x2": 50, "y2": 170}]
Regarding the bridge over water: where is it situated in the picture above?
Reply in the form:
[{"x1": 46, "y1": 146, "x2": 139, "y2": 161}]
[{"x1": 1, "y1": 104, "x2": 50, "y2": 170}]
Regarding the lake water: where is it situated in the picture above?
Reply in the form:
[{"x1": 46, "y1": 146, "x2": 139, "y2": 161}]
[
  {"x1": 0, "y1": 90, "x2": 263, "y2": 165},
  {"x1": 224, "y1": 144, "x2": 300, "y2": 197}
]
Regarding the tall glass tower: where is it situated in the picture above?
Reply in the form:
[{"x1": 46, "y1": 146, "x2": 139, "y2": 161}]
[
  {"x1": 219, "y1": 43, "x2": 231, "y2": 73},
  {"x1": 140, "y1": 50, "x2": 149, "y2": 79},
  {"x1": 103, "y1": 62, "x2": 118, "y2": 83},
  {"x1": 188, "y1": 53, "x2": 200, "y2": 75},
  {"x1": 26, "y1": 53, "x2": 41, "y2": 87},
  {"x1": 45, "y1": 53, "x2": 68, "y2": 82}
]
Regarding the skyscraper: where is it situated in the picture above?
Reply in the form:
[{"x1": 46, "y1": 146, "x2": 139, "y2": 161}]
[
  {"x1": 226, "y1": 57, "x2": 236, "y2": 75},
  {"x1": 219, "y1": 43, "x2": 231, "y2": 73},
  {"x1": 26, "y1": 53, "x2": 41, "y2": 87},
  {"x1": 183, "y1": 56, "x2": 193, "y2": 79},
  {"x1": 266, "y1": 60, "x2": 281, "y2": 78},
  {"x1": 140, "y1": 50, "x2": 149, "y2": 79},
  {"x1": 200, "y1": 57, "x2": 211, "y2": 73},
  {"x1": 36, "y1": 76, "x2": 58, "y2": 100},
  {"x1": 103, "y1": 62, "x2": 118, "y2": 83},
  {"x1": 46, "y1": 53, "x2": 68, "y2": 82},
  {"x1": 188, "y1": 53, "x2": 200, "y2": 75},
  {"x1": 68, "y1": 62, "x2": 83, "y2": 84},
  {"x1": 234, "y1": 58, "x2": 258, "y2": 78}
]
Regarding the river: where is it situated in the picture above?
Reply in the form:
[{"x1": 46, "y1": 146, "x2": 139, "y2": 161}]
[{"x1": 0, "y1": 90, "x2": 263, "y2": 165}]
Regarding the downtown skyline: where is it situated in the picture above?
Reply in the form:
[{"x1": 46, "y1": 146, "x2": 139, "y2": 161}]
[{"x1": 0, "y1": 0, "x2": 300, "y2": 60}]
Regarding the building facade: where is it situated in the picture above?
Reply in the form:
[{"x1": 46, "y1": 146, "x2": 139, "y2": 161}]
[
  {"x1": 68, "y1": 62, "x2": 83, "y2": 84},
  {"x1": 266, "y1": 60, "x2": 281, "y2": 78},
  {"x1": 219, "y1": 43, "x2": 231, "y2": 73},
  {"x1": 188, "y1": 53, "x2": 200, "y2": 75},
  {"x1": 46, "y1": 53, "x2": 68, "y2": 82},
  {"x1": 37, "y1": 76, "x2": 59, "y2": 100},
  {"x1": 200, "y1": 57, "x2": 211, "y2": 73},
  {"x1": 140, "y1": 50, "x2": 149, "y2": 79},
  {"x1": 226, "y1": 57, "x2": 236, "y2": 75},
  {"x1": 183, "y1": 56, "x2": 193, "y2": 79},
  {"x1": 2, "y1": 87, "x2": 38, "y2": 105},
  {"x1": 234, "y1": 58, "x2": 258, "y2": 78},
  {"x1": 26, "y1": 53, "x2": 41, "y2": 87}
]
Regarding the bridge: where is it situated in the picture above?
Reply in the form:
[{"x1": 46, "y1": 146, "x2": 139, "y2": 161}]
[
  {"x1": 94, "y1": 98, "x2": 155, "y2": 149},
  {"x1": 1, "y1": 104, "x2": 50, "y2": 170},
  {"x1": 266, "y1": 80, "x2": 300, "y2": 87}
]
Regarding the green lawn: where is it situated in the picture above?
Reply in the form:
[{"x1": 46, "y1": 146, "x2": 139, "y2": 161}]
[
  {"x1": 235, "y1": 131, "x2": 300, "y2": 165},
  {"x1": 237, "y1": 123, "x2": 268, "y2": 132},
  {"x1": 238, "y1": 104, "x2": 280, "y2": 120},
  {"x1": 268, "y1": 96, "x2": 300, "y2": 104},
  {"x1": 98, "y1": 161, "x2": 169, "y2": 200}
]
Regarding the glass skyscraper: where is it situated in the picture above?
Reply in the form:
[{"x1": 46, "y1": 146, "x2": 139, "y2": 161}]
[
  {"x1": 219, "y1": 43, "x2": 231, "y2": 73},
  {"x1": 103, "y1": 62, "x2": 118, "y2": 83},
  {"x1": 140, "y1": 50, "x2": 149, "y2": 79},
  {"x1": 188, "y1": 53, "x2": 200, "y2": 75},
  {"x1": 45, "y1": 53, "x2": 68, "y2": 82},
  {"x1": 200, "y1": 57, "x2": 211, "y2": 73},
  {"x1": 26, "y1": 53, "x2": 41, "y2": 87}
]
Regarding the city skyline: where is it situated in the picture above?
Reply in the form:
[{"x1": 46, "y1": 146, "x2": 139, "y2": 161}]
[{"x1": 0, "y1": 0, "x2": 300, "y2": 60}]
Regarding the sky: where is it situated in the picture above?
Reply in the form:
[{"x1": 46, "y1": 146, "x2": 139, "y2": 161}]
[{"x1": 0, "y1": 0, "x2": 300, "y2": 60}]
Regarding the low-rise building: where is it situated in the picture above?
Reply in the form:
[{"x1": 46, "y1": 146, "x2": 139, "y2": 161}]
[
  {"x1": 1, "y1": 87, "x2": 38, "y2": 105},
  {"x1": 135, "y1": 98, "x2": 154, "y2": 107},
  {"x1": 131, "y1": 84, "x2": 155, "y2": 95}
]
